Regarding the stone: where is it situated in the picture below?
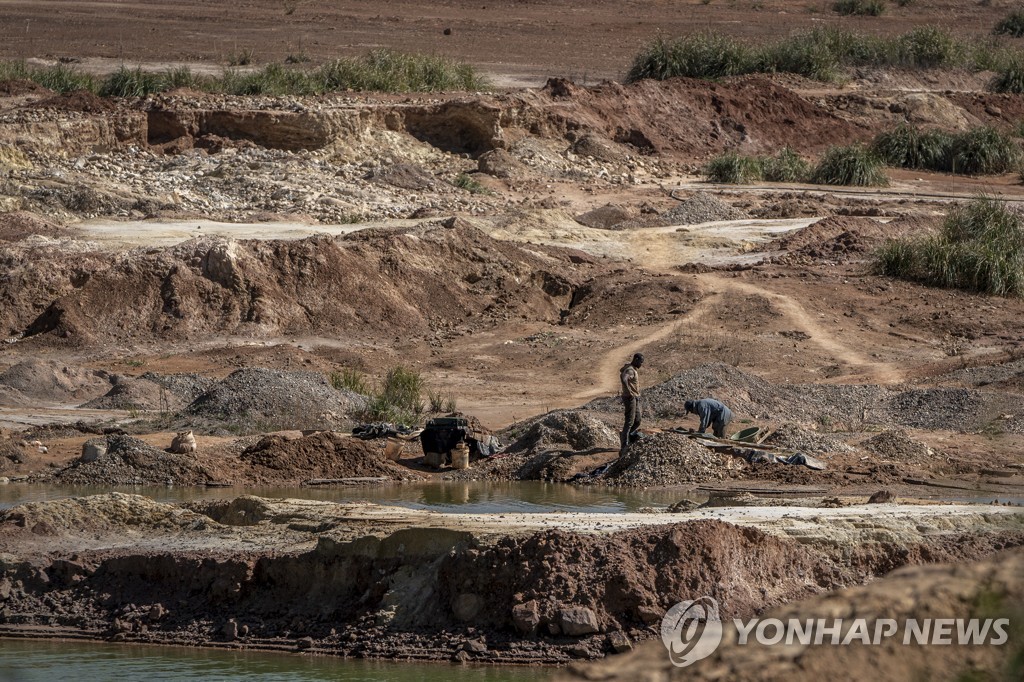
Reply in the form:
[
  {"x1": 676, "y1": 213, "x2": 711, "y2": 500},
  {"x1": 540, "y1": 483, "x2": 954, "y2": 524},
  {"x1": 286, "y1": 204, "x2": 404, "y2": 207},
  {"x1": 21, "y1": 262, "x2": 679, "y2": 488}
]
[
  {"x1": 80, "y1": 440, "x2": 107, "y2": 463},
  {"x1": 607, "y1": 630, "x2": 633, "y2": 653},
  {"x1": 868, "y1": 490, "x2": 894, "y2": 504},
  {"x1": 296, "y1": 636, "x2": 314, "y2": 650},
  {"x1": 452, "y1": 593, "x2": 483, "y2": 622},
  {"x1": 148, "y1": 603, "x2": 165, "y2": 621},
  {"x1": 464, "y1": 638, "x2": 488, "y2": 653},
  {"x1": 636, "y1": 605, "x2": 663, "y2": 624},
  {"x1": 559, "y1": 606, "x2": 600, "y2": 636},
  {"x1": 477, "y1": 149, "x2": 520, "y2": 179},
  {"x1": 511, "y1": 600, "x2": 541, "y2": 635}
]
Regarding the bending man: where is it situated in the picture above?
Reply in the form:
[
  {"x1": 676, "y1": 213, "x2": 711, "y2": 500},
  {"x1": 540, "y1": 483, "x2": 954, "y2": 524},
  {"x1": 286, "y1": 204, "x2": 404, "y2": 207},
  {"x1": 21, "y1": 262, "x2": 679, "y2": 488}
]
[
  {"x1": 619, "y1": 353, "x2": 644, "y2": 457},
  {"x1": 683, "y1": 398, "x2": 733, "y2": 438}
]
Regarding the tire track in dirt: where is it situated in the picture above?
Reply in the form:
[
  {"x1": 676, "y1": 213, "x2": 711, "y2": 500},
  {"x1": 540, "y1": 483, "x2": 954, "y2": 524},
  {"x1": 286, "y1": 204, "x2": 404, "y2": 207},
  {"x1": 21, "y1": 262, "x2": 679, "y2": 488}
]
[{"x1": 705, "y1": 275, "x2": 905, "y2": 384}]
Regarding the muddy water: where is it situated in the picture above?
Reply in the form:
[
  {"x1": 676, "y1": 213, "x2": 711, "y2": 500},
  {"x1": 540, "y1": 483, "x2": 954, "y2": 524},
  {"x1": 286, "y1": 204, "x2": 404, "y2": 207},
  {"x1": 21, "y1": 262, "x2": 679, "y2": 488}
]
[
  {"x1": 0, "y1": 639, "x2": 549, "y2": 681},
  {"x1": 0, "y1": 481, "x2": 703, "y2": 512}
]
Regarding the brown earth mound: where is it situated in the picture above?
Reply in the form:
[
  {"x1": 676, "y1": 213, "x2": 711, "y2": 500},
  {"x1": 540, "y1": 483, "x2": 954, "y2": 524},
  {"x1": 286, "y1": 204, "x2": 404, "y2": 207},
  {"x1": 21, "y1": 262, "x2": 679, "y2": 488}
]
[
  {"x1": 770, "y1": 214, "x2": 938, "y2": 263},
  {"x1": 3, "y1": 221, "x2": 593, "y2": 345},
  {"x1": 0, "y1": 359, "x2": 112, "y2": 405},
  {"x1": 29, "y1": 90, "x2": 117, "y2": 114},
  {"x1": 239, "y1": 431, "x2": 422, "y2": 484},
  {"x1": 861, "y1": 429, "x2": 936, "y2": 462},
  {"x1": 760, "y1": 423, "x2": 856, "y2": 455},
  {"x1": 0, "y1": 211, "x2": 67, "y2": 242}
]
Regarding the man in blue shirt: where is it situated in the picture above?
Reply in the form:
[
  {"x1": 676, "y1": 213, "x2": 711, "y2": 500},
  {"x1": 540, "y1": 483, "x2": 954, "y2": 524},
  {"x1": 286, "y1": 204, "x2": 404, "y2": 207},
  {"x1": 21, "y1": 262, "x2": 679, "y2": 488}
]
[{"x1": 683, "y1": 398, "x2": 733, "y2": 438}]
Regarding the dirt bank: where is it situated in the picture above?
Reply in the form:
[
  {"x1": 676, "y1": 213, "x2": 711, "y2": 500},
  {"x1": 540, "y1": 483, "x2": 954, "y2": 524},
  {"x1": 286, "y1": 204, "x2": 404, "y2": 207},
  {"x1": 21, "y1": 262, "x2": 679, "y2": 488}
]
[{"x1": 0, "y1": 495, "x2": 1021, "y2": 663}]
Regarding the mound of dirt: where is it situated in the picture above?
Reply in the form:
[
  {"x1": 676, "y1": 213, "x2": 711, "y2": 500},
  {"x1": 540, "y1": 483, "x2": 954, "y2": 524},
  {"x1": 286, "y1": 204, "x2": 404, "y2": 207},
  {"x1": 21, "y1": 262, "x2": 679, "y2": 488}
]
[
  {"x1": 239, "y1": 431, "x2": 421, "y2": 483},
  {"x1": 861, "y1": 429, "x2": 935, "y2": 462},
  {"x1": 51, "y1": 434, "x2": 211, "y2": 485},
  {"x1": 770, "y1": 215, "x2": 937, "y2": 263},
  {"x1": 760, "y1": 423, "x2": 856, "y2": 455},
  {"x1": 600, "y1": 431, "x2": 727, "y2": 487},
  {"x1": 29, "y1": 89, "x2": 116, "y2": 113},
  {"x1": 501, "y1": 410, "x2": 618, "y2": 456},
  {"x1": 0, "y1": 492, "x2": 217, "y2": 537},
  {"x1": 441, "y1": 520, "x2": 852, "y2": 637},
  {"x1": 6, "y1": 222, "x2": 594, "y2": 346},
  {"x1": 0, "y1": 359, "x2": 112, "y2": 405},
  {"x1": 574, "y1": 203, "x2": 637, "y2": 229},
  {"x1": 0, "y1": 212, "x2": 67, "y2": 242},
  {"x1": 661, "y1": 191, "x2": 747, "y2": 225},
  {"x1": 81, "y1": 372, "x2": 214, "y2": 411},
  {"x1": 186, "y1": 368, "x2": 365, "y2": 430}
]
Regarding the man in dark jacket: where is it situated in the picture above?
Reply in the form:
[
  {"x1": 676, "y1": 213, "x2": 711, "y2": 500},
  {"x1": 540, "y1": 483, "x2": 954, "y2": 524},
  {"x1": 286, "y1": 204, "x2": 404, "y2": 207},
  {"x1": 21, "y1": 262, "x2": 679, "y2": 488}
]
[
  {"x1": 619, "y1": 353, "x2": 644, "y2": 456},
  {"x1": 683, "y1": 398, "x2": 733, "y2": 438}
]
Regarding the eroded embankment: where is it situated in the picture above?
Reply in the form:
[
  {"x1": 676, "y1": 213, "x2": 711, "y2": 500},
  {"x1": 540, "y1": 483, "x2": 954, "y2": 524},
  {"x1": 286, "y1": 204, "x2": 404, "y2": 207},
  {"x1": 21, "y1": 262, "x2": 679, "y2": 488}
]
[{"x1": 0, "y1": 494, "x2": 1021, "y2": 663}]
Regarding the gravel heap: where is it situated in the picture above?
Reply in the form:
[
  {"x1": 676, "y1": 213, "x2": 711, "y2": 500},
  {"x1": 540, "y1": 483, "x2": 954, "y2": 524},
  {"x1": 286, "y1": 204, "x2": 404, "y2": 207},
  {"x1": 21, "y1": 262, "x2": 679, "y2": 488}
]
[
  {"x1": 599, "y1": 432, "x2": 727, "y2": 487},
  {"x1": 884, "y1": 388, "x2": 983, "y2": 431},
  {"x1": 760, "y1": 423, "x2": 855, "y2": 455},
  {"x1": 240, "y1": 432, "x2": 421, "y2": 484},
  {"x1": 186, "y1": 368, "x2": 366, "y2": 430},
  {"x1": 861, "y1": 430, "x2": 935, "y2": 462},
  {"x1": 52, "y1": 435, "x2": 211, "y2": 485},
  {"x1": 501, "y1": 410, "x2": 618, "y2": 456},
  {"x1": 81, "y1": 372, "x2": 214, "y2": 411},
  {"x1": 660, "y1": 191, "x2": 747, "y2": 225}
]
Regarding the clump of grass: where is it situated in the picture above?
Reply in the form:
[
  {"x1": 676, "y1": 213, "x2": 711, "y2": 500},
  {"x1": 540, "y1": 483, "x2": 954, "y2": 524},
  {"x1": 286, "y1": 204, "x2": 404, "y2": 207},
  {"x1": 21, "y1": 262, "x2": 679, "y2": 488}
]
[
  {"x1": 990, "y1": 55, "x2": 1024, "y2": 93},
  {"x1": 359, "y1": 365, "x2": 427, "y2": 425},
  {"x1": 896, "y1": 26, "x2": 964, "y2": 68},
  {"x1": 217, "y1": 63, "x2": 312, "y2": 96},
  {"x1": 994, "y1": 9, "x2": 1024, "y2": 38},
  {"x1": 329, "y1": 368, "x2": 370, "y2": 395},
  {"x1": 762, "y1": 146, "x2": 810, "y2": 182},
  {"x1": 946, "y1": 126, "x2": 1021, "y2": 175},
  {"x1": 702, "y1": 152, "x2": 763, "y2": 184},
  {"x1": 316, "y1": 49, "x2": 485, "y2": 92},
  {"x1": 833, "y1": 0, "x2": 886, "y2": 16},
  {"x1": 9, "y1": 62, "x2": 97, "y2": 94},
  {"x1": 427, "y1": 389, "x2": 457, "y2": 413},
  {"x1": 810, "y1": 144, "x2": 888, "y2": 186},
  {"x1": 875, "y1": 196, "x2": 1024, "y2": 296},
  {"x1": 99, "y1": 67, "x2": 166, "y2": 98},
  {"x1": 755, "y1": 28, "x2": 843, "y2": 81},
  {"x1": 872, "y1": 123, "x2": 953, "y2": 170},
  {"x1": 228, "y1": 48, "x2": 256, "y2": 67},
  {"x1": 454, "y1": 173, "x2": 487, "y2": 193},
  {"x1": 626, "y1": 33, "x2": 752, "y2": 82}
]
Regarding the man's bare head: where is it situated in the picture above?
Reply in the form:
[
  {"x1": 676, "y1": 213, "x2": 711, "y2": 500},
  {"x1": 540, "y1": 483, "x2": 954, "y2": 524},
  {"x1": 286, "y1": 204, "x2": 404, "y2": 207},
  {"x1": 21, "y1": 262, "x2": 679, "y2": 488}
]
[{"x1": 631, "y1": 352, "x2": 644, "y2": 368}]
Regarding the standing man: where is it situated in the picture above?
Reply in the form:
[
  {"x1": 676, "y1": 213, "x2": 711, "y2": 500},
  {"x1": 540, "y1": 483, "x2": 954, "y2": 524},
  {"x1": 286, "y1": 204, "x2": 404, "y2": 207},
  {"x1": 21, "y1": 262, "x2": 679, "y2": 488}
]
[
  {"x1": 683, "y1": 398, "x2": 733, "y2": 438},
  {"x1": 619, "y1": 353, "x2": 644, "y2": 457}
]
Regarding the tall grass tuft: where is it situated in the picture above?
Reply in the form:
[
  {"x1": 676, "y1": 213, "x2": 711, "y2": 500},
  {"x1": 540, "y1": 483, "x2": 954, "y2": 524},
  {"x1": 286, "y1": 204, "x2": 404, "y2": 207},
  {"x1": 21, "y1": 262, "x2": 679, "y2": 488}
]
[
  {"x1": 703, "y1": 152, "x2": 763, "y2": 184},
  {"x1": 329, "y1": 368, "x2": 370, "y2": 395},
  {"x1": 625, "y1": 33, "x2": 752, "y2": 82},
  {"x1": 359, "y1": 365, "x2": 427, "y2": 425},
  {"x1": 990, "y1": 55, "x2": 1024, "y2": 93},
  {"x1": 872, "y1": 123, "x2": 953, "y2": 169},
  {"x1": 810, "y1": 144, "x2": 888, "y2": 186},
  {"x1": 99, "y1": 67, "x2": 166, "y2": 98},
  {"x1": 762, "y1": 146, "x2": 811, "y2": 182},
  {"x1": 947, "y1": 126, "x2": 1021, "y2": 175},
  {"x1": 994, "y1": 9, "x2": 1024, "y2": 38},
  {"x1": 833, "y1": 0, "x2": 886, "y2": 16},
  {"x1": 316, "y1": 49, "x2": 485, "y2": 92},
  {"x1": 875, "y1": 196, "x2": 1024, "y2": 296}
]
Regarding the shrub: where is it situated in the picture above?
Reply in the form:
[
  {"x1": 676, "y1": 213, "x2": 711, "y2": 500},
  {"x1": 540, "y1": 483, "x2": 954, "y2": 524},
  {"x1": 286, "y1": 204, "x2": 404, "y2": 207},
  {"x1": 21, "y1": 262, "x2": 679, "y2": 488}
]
[
  {"x1": 875, "y1": 196, "x2": 1024, "y2": 296},
  {"x1": 833, "y1": 0, "x2": 886, "y2": 16},
  {"x1": 990, "y1": 55, "x2": 1024, "y2": 93},
  {"x1": 427, "y1": 390, "x2": 457, "y2": 413},
  {"x1": 28, "y1": 63, "x2": 96, "y2": 94},
  {"x1": 316, "y1": 49, "x2": 484, "y2": 92},
  {"x1": 702, "y1": 152, "x2": 763, "y2": 184},
  {"x1": 872, "y1": 123, "x2": 953, "y2": 169},
  {"x1": 99, "y1": 67, "x2": 166, "y2": 98},
  {"x1": 756, "y1": 29, "x2": 843, "y2": 81},
  {"x1": 358, "y1": 365, "x2": 427, "y2": 425},
  {"x1": 810, "y1": 144, "x2": 888, "y2": 186},
  {"x1": 329, "y1": 368, "x2": 370, "y2": 395},
  {"x1": 994, "y1": 10, "x2": 1024, "y2": 38},
  {"x1": 896, "y1": 26, "x2": 963, "y2": 68},
  {"x1": 946, "y1": 126, "x2": 1021, "y2": 175},
  {"x1": 761, "y1": 146, "x2": 810, "y2": 182},
  {"x1": 625, "y1": 33, "x2": 752, "y2": 83},
  {"x1": 454, "y1": 173, "x2": 486, "y2": 193}
]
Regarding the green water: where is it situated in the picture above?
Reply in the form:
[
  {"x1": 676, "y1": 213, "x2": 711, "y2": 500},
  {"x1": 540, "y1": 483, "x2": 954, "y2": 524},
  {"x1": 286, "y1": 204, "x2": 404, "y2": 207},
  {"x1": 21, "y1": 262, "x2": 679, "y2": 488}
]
[
  {"x1": 0, "y1": 640, "x2": 551, "y2": 681},
  {"x1": 0, "y1": 480, "x2": 704, "y2": 513}
]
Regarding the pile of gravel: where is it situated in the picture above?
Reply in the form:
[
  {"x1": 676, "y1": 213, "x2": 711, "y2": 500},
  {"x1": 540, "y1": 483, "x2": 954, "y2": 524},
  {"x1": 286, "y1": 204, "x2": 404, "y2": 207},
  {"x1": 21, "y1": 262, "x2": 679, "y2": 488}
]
[
  {"x1": 884, "y1": 388, "x2": 982, "y2": 431},
  {"x1": 81, "y1": 372, "x2": 214, "y2": 411},
  {"x1": 760, "y1": 423, "x2": 855, "y2": 455},
  {"x1": 861, "y1": 429, "x2": 935, "y2": 462},
  {"x1": 186, "y1": 368, "x2": 367, "y2": 430},
  {"x1": 660, "y1": 192, "x2": 747, "y2": 226},
  {"x1": 52, "y1": 434, "x2": 211, "y2": 485},
  {"x1": 501, "y1": 410, "x2": 618, "y2": 456},
  {"x1": 599, "y1": 432, "x2": 727, "y2": 487}
]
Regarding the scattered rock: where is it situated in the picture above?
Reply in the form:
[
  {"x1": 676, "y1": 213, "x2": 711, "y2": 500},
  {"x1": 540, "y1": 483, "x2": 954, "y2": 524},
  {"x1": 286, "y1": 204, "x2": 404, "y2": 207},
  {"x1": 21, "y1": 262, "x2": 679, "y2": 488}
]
[
  {"x1": 868, "y1": 490, "x2": 894, "y2": 504},
  {"x1": 558, "y1": 606, "x2": 600, "y2": 636}
]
